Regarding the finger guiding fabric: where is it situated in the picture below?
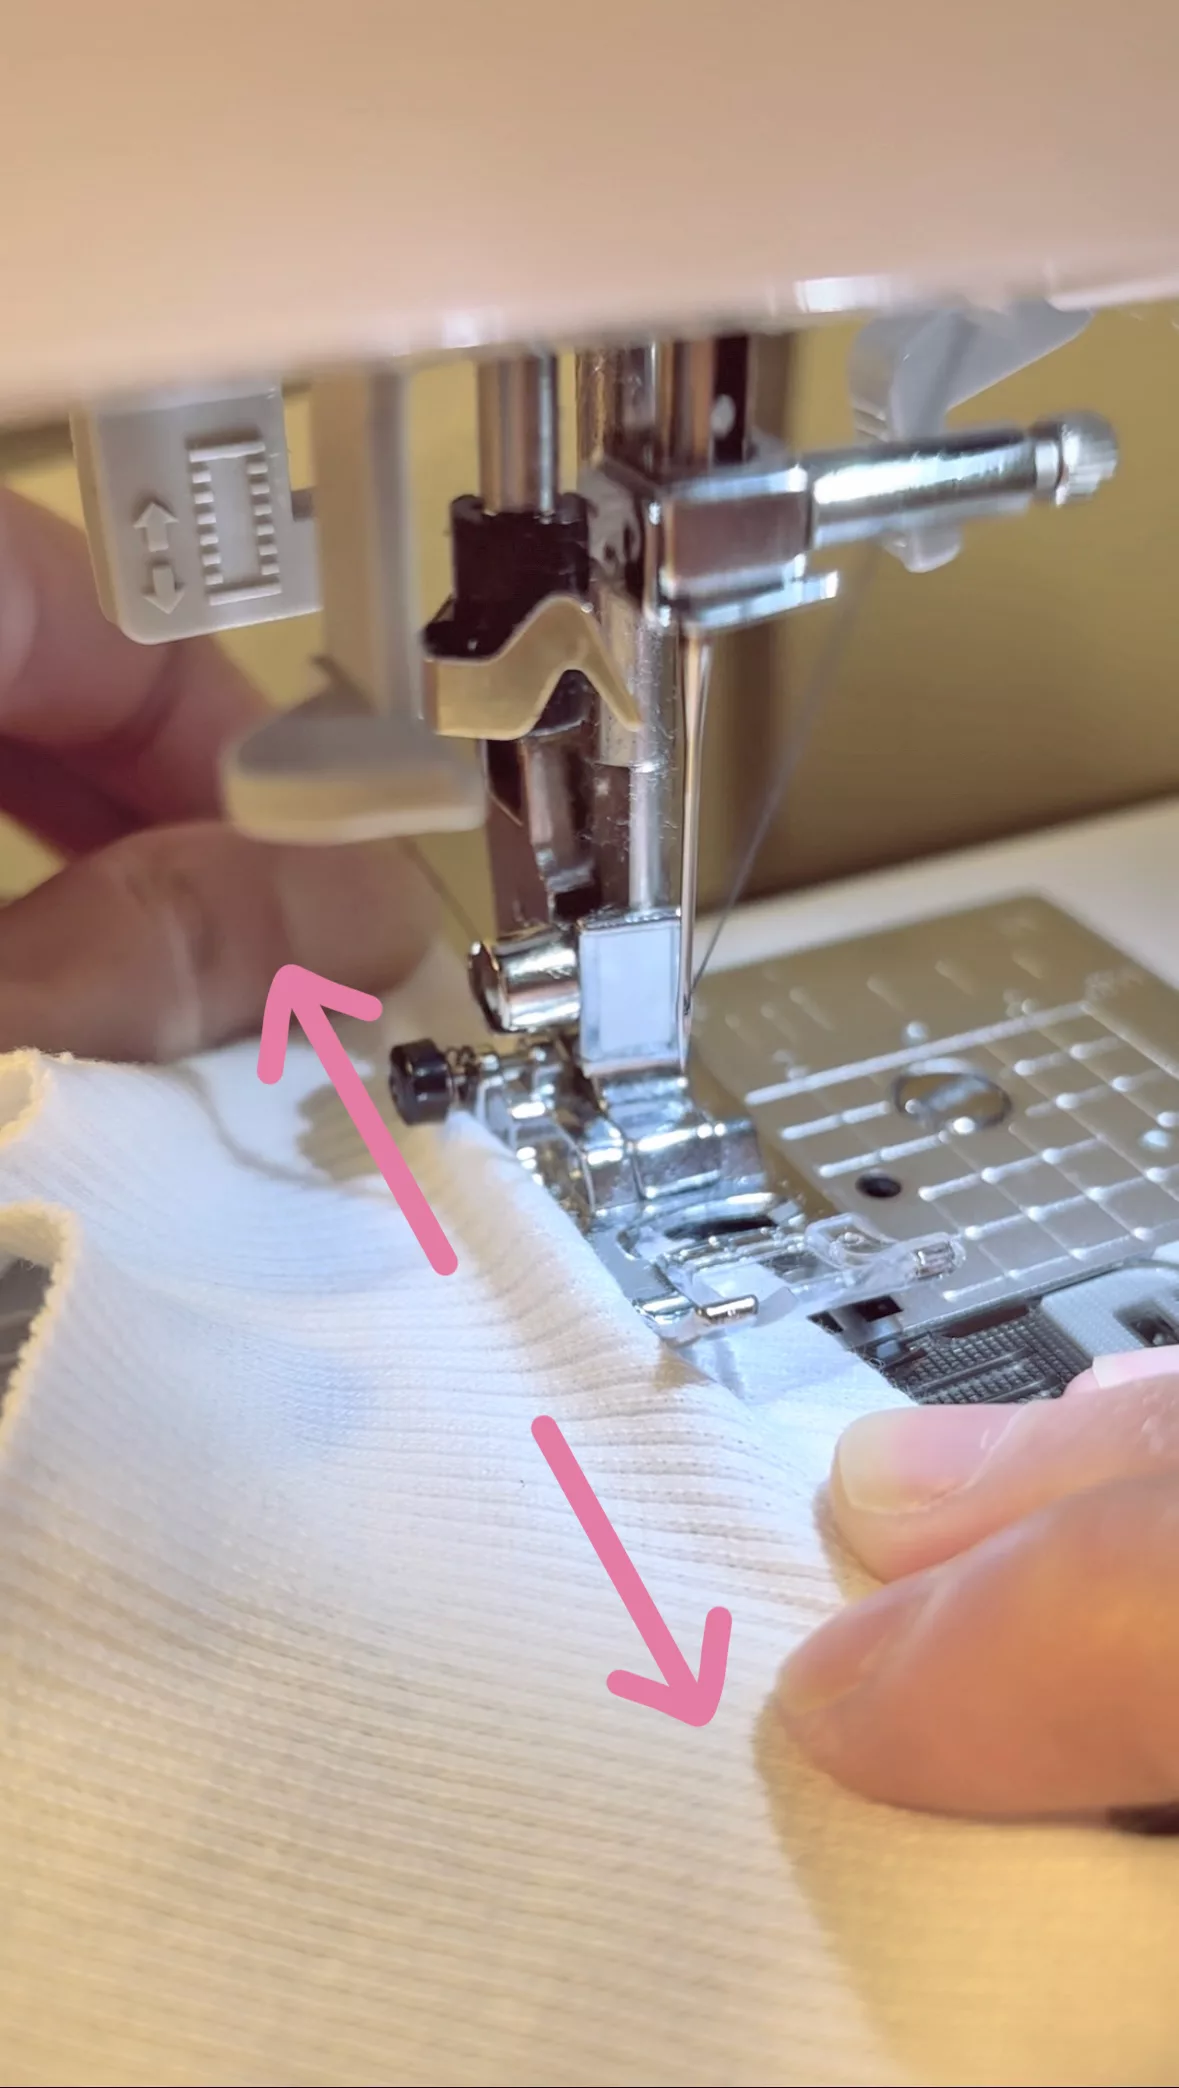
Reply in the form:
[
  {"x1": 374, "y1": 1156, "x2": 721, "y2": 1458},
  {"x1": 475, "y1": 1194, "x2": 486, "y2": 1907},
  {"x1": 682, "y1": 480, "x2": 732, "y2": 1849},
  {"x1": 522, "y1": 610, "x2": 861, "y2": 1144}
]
[
  {"x1": 0, "y1": 824, "x2": 434, "y2": 1060},
  {"x1": 826, "y1": 1373, "x2": 1179, "y2": 1582},
  {"x1": 778, "y1": 1471, "x2": 1179, "y2": 1817}
]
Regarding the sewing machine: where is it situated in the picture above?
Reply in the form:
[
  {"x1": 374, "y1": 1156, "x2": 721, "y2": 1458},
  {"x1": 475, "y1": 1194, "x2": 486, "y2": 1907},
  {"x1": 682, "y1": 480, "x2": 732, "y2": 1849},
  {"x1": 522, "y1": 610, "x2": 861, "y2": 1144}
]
[{"x1": 7, "y1": 2, "x2": 1179, "y2": 1398}]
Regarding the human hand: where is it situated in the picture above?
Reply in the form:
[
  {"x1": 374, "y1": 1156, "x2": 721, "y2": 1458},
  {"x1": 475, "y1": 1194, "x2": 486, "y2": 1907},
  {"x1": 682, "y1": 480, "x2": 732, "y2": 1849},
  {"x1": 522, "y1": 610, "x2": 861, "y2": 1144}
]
[
  {"x1": 776, "y1": 1348, "x2": 1179, "y2": 1822},
  {"x1": 0, "y1": 489, "x2": 432, "y2": 1060}
]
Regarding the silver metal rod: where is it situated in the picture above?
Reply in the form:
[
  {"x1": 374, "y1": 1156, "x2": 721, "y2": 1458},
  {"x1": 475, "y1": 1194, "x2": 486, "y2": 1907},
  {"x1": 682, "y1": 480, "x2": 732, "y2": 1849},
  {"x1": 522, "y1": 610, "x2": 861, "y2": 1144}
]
[
  {"x1": 806, "y1": 421, "x2": 1105, "y2": 549},
  {"x1": 665, "y1": 339, "x2": 718, "y2": 465},
  {"x1": 575, "y1": 349, "x2": 608, "y2": 468},
  {"x1": 660, "y1": 341, "x2": 722, "y2": 1061},
  {"x1": 477, "y1": 353, "x2": 559, "y2": 514},
  {"x1": 605, "y1": 344, "x2": 661, "y2": 446},
  {"x1": 594, "y1": 588, "x2": 680, "y2": 912},
  {"x1": 676, "y1": 629, "x2": 714, "y2": 1067},
  {"x1": 590, "y1": 344, "x2": 682, "y2": 924}
]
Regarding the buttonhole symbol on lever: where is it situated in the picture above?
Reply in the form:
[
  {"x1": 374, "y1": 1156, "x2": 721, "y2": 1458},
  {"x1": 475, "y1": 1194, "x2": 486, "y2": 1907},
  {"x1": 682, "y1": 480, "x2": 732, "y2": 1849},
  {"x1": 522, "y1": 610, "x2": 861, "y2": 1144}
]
[
  {"x1": 135, "y1": 500, "x2": 183, "y2": 613},
  {"x1": 134, "y1": 499, "x2": 176, "y2": 555},
  {"x1": 146, "y1": 562, "x2": 183, "y2": 614}
]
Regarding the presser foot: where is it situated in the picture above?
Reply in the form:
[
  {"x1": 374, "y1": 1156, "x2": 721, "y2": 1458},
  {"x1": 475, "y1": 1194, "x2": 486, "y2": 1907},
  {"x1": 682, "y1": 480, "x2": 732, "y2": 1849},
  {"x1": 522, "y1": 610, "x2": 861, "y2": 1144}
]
[{"x1": 388, "y1": 1037, "x2": 961, "y2": 1344}]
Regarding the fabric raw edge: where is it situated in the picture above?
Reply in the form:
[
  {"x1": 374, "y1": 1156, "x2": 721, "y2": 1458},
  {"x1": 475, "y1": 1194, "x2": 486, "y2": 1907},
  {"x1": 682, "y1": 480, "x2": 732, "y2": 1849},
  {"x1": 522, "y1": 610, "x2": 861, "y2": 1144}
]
[{"x1": 0, "y1": 1050, "x2": 77, "y2": 1461}]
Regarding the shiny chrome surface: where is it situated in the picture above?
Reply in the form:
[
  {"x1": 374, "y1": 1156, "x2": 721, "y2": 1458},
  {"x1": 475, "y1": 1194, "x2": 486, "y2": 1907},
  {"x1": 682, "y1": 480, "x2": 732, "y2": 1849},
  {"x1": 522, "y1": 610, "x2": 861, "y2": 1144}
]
[
  {"x1": 393, "y1": 328, "x2": 1122, "y2": 1343},
  {"x1": 693, "y1": 898, "x2": 1179, "y2": 1338},
  {"x1": 675, "y1": 630, "x2": 713, "y2": 1067},
  {"x1": 584, "y1": 414, "x2": 1118, "y2": 631},
  {"x1": 477, "y1": 353, "x2": 559, "y2": 515},
  {"x1": 575, "y1": 349, "x2": 610, "y2": 468},
  {"x1": 808, "y1": 419, "x2": 1107, "y2": 545},
  {"x1": 470, "y1": 928, "x2": 580, "y2": 1036},
  {"x1": 1049, "y1": 412, "x2": 1122, "y2": 504},
  {"x1": 894, "y1": 1063, "x2": 1012, "y2": 1134},
  {"x1": 657, "y1": 339, "x2": 717, "y2": 465},
  {"x1": 578, "y1": 913, "x2": 680, "y2": 1077},
  {"x1": 591, "y1": 587, "x2": 680, "y2": 914},
  {"x1": 447, "y1": 1036, "x2": 960, "y2": 1345}
]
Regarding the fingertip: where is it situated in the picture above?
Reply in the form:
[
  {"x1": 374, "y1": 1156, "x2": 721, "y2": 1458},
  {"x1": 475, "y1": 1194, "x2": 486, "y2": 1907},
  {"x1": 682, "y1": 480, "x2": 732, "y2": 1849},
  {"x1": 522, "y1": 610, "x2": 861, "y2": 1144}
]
[
  {"x1": 1088, "y1": 1346, "x2": 1179, "y2": 1389},
  {"x1": 1065, "y1": 1347, "x2": 1179, "y2": 1396},
  {"x1": 777, "y1": 1474, "x2": 1179, "y2": 1818},
  {"x1": 828, "y1": 1349, "x2": 1179, "y2": 1587},
  {"x1": 1064, "y1": 1367, "x2": 1102, "y2": 1394},
  {"x1": 0, "y1": 824, "x2": 437, "y2": 1062},
  {"x1": 825, "y1": 1402, "x2": 1033, "y2": 1580},
  {"x1": 775, "y1": 1572, "x2": 932, "y2": 1727},
  {"x1": 832, "y1": 1404, "x2": 1020, "y2": 1518}
]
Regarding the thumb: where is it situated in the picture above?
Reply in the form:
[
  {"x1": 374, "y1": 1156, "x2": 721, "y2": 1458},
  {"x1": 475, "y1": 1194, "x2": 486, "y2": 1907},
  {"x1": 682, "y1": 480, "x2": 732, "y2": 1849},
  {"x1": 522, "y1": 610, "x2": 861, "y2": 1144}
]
[
  {"x1": 0, "y1": 822, "x2": 435, "y2": 1062},
  {"x1": 821, "y1": 1357, "x2": 1179, "y2": 1582},
  {"x1": 775, "y1": 1469, "x2": 1179, "y2": 1817}
]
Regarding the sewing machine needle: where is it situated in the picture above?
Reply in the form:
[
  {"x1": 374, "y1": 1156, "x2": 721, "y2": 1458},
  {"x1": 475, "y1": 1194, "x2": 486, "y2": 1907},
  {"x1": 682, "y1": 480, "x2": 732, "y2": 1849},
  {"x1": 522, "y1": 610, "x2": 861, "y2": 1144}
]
[{"x1": 677, "y1": 627, "x2": 714, "y2": 1067}]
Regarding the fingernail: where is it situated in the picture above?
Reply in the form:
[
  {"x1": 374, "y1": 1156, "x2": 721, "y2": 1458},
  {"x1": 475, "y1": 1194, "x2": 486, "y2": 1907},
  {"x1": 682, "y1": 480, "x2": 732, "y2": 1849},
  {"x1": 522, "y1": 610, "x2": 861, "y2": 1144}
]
[
  {"x1": 834, "y1": 1404, "x2": 1022, "y2": 1515},
  {"x1": 1088, "y1": 1346, "x2": 1179, "y2": 1389},
  {"x1": 776, "y1": 1576, "x2": 932, "y2": 1721}
]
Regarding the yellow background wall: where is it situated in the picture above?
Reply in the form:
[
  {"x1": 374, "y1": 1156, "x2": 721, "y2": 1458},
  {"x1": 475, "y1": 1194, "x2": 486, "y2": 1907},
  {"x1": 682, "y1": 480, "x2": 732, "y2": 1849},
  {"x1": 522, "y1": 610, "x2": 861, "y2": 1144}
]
[{"x1": 756, "y1": 303, "x2": 1179, "y2": 898}]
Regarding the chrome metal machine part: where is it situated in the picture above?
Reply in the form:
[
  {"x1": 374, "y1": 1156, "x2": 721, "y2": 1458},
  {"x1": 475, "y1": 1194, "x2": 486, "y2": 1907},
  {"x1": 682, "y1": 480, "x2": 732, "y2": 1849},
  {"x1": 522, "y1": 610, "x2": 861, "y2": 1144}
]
[
  {"x1": 65, "y1": 307, "x2": 1121, "y2": 1350},
  {"x1": 693, "y1": 896, "x2": 1179, "y2": 1396},
  {"x1": 385, "y1": 322, "x2": 1117, "y2": 1347}
]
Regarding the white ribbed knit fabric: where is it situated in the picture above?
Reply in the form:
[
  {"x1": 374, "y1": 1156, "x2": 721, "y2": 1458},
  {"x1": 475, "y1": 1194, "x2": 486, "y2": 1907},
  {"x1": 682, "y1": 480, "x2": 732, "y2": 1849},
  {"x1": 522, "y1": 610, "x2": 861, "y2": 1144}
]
[{"x1": 0, "y1": 944, "x2": 1176, "y2": 2088}]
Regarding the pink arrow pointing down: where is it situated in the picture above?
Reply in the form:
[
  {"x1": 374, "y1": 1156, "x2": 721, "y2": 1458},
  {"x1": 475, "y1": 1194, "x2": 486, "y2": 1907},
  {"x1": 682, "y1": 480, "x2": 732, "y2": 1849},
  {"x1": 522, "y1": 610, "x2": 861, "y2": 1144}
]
[
  {"x1": 532, "y1": 1416, "x2": 731, "y2": 1726},
  {"x1": 258, "y1": 964, "x2": 457, "y2": 1277}
]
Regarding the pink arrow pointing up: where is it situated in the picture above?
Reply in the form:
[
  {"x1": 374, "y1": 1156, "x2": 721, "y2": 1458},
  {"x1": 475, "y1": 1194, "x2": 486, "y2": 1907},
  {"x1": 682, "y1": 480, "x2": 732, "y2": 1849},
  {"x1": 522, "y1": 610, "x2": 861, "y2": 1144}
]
[
  {"x1": 532, "y1": 1415, "x2": 731, "y2": 1727},
  {"x1": 258, "y1": 964, "x2": 457, "y2": 1277}
]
